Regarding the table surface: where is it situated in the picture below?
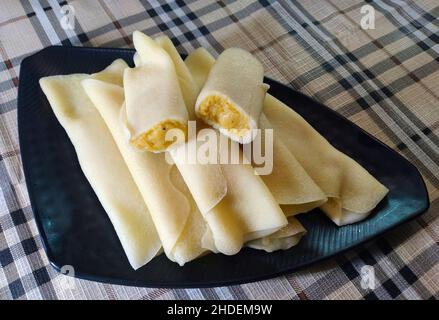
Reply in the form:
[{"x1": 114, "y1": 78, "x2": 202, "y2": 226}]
[{"x1": 0, "y1": 0, "x2": 438, "y2": 300}]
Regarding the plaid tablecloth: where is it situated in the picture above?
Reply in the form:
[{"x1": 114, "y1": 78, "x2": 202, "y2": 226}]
[{"x1": 0, "y1": 0, "x2": 438, "y2": 300}]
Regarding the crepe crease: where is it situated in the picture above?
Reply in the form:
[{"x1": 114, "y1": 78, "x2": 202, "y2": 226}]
[
  {"x1": 183, "y1": 47, "x2": 388, "y2": 227},
  {"x1": 39, "y1": 60, "x2": 161, "y2": 269}
]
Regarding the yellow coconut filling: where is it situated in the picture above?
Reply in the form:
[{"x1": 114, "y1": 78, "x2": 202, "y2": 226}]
[
  {"x1": 130, "y1": 120, "x2": 188, "y2": 152},
  {"x1": 197, "y1": 95, "x2": 250, "y2": 137}
]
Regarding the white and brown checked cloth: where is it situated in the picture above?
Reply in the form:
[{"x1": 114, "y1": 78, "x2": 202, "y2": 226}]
[{"x1": 0, "y1": 0, "x2": 438, "y2": 300}]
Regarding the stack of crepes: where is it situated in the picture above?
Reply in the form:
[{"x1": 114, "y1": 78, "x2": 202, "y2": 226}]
[{"x1": 39, "y1": 31, "x2": 388, "y2": 270}]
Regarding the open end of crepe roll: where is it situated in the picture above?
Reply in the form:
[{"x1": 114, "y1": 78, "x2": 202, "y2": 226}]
[
  {"x1": 195, "y1": 48, "x2": 269, "y2": 144},
  {"x1": 123, "y1": 31, "x2": 189, "y2": 153},
  {"x1": 197, "y1": 94, "x2": 251, "y2": 139},
  {"x1": 129, "y1": 119, "x2": 188, "y2": 152}
]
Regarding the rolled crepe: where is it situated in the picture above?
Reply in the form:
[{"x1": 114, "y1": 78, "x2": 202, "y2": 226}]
[
  {"x1": 123, "y1": 31, "x2": 188, "y2": 152},
  {"x1": 185, "y1": 48, "x2": 326, "y2": 215},
  {"x1": 183, "y1": 48, "x2": 316, "y2": 252},
  {"x1": 184, "y1": 48, "x2": 388, "y2": 226},
  {"x1": 247, "y1": 217, "x2": 306, "y2": 252},
  {"x1": 39, "y1": 60, "x2": 161, "y2": 270},
  {"x1": 195, "y1": 48, "x2": 269, "y2": 144},
  {"x1": 154, "y1": 36, "x2": 228, "y2": 217},
  {"x1": 263, "y1": 95, "x2": 389, "y2": 225},
  {"x1": 171, "y1": 130, "x2": 288, "y2": 255},
  {"x1": 158, "y1": 40, "x2": 288, "y2": 255},
  {"x1": 82, "y1": 78, "x2": 207, "y2": 266}
]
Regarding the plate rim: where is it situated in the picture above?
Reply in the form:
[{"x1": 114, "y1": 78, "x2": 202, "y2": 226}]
[{"x1": 17, "y1": 45, "x2": 430, "y2": 288}]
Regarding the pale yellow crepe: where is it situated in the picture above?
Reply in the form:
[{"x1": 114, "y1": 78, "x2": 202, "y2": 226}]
[
  {"x1": 82, "y1": 78, "x2": 207, "y2": 266},
  {"x1": 123, "y1": 31, "x2": 188, "y2": 152},
  {"x1": 183, "y1": 48, "x2": 313, "y2": 252},
  {"x1": 184, "y1": 48, "x2": 326, "y2": 215},
  {"x1": 169, "y1": 131, "x2": 228, "y2": 215},
  {"x1": 136, "y1": 34, "x2": 225, "y2": 219},
  {"x1": 195, "y1": 48, "x2": 269, "y2": 144},
  {"x1": 133, "y1": 52, "x2": 141, "y2": 67},
  {"x1": 158, "y1": 38, "x2": 289, "y2": 255},
  {"x1": 263, "y1": 95, "x2": 389, "y2": 225},
  {"x1": 39, "y1": 60, "x2": 161, "y2": 270},
  {"x1": 171, "y1": 130, "x2": 288, "y2": 255},
  {"x1": 184, "y1": 47, "x2": 388, "y2": 226},
  {"x1": 184, "y1": 48, "x2": 216, "y2": 90}
]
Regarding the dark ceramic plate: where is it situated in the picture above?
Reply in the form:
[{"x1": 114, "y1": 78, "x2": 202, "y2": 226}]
[{"x1": 17, "y1": 46, "x2": 429, "y2": 288}]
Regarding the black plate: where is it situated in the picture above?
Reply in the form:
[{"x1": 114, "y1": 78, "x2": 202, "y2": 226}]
[{"x1": 17, "y1": 46, "x2": 429, "y2": 288}]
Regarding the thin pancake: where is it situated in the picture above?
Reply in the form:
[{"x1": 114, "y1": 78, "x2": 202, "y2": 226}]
[
  {"x1": 184, "y1": 47, "x2": 388, "y2": 226},
  {"x1": 184, "y1": 48, "x2": 327, "y2": 215},
  {"x1": 39, "y1": 60, "x2": 161, "y2": 269},
  {"x1": 82, "y1": 78, "x2": 207, "y2": 265},
  {"x1": 159, "y1": 38, "x2": 288, "y2": 254}
]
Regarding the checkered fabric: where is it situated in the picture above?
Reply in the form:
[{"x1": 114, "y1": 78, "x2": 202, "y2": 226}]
[{"x1": 0, "y1": 0, "x2": 438, "y2": 300}]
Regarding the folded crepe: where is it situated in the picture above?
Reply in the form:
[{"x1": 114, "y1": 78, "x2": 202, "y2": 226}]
[
  {"x1": 170, "y1": 129, "x2": 288, "y2": 255},
  {"x1": 195, "y1": 48, "x2": 269, "y2": 144},
  {"x1": 39, "y1": 60, "x2": 161, "y2": 270},
  {"x1": 184, "y1": 48, "x2": 326, "y2": 215},
  {"x1": 183, "y1": 48, "x2": 314, "y2": 252},
  {"x1": 184, "y1": 47, "x2": 388, "y2": 226},
  {"x1": 123, "y1": 31, "x2": 188, "y2": 152},
  {"x1": 82, "y1": 78, "x2": 207, "y2": 266},
  {"x1": 263, "y1": 95, "x2": 389, "y2": 225},
  {"x1": 157, "y1": 36, "x2": 289, "y2": 254}
]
